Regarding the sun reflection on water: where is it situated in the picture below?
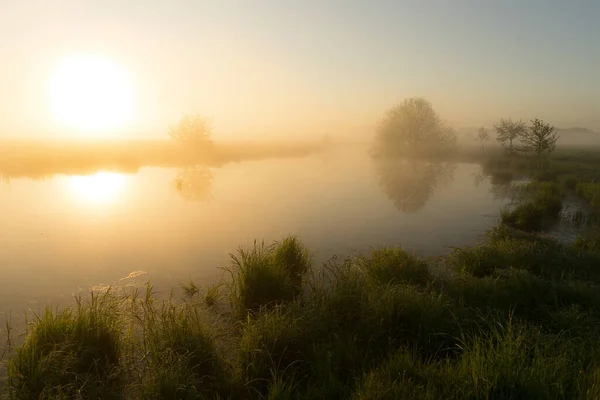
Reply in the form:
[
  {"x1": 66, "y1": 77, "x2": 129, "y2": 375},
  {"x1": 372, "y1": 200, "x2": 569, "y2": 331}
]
[{"x1": 67, "y1": 172, "x2": 128, "y2": 206}]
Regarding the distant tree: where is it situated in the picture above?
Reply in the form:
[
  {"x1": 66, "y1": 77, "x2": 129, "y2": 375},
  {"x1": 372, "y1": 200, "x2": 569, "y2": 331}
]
[
  {"x1": 519, "y1": 118, "x2": 559, "y2": 169},
  {"x1": 169, "y1": 114, "x2": 213, "y2": 151},
  {"x1": 477, "y1": 126, "x2": 490, "y2": 155},
  {"x1": 494, "y1": 118, "x2": 526, "y2": 154},
  {"x1": 374, "y1": 97, "x2": 456, "y2": 156}
]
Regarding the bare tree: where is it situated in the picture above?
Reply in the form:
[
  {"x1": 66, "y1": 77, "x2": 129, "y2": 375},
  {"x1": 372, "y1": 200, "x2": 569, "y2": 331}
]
[
  {"x1": 519, "y1": 118, "x2": 559, "y2": 169},
  {"x1": 375, "y1": 97, "x2": 456, "y2": 156},
  {"x1": 477, "y1": 126, "x2": 490, "y2": 155},
  {"x1": 494, "y1": 118, "x2": 526, "y2": 154},
  {"x1": 169, "y1": 114, "x2": 213, "y2": 151}
]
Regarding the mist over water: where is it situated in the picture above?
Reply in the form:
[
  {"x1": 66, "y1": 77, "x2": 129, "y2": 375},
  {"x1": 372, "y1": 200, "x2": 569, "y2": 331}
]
[{"x1": 0, "y1": 145, "x2": 507, "y2": 317}]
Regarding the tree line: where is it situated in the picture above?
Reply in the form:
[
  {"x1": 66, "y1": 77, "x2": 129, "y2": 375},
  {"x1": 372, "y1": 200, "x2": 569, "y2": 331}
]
[{"x1": 375, "y1": 97, "x2": 559, "y2": 169}]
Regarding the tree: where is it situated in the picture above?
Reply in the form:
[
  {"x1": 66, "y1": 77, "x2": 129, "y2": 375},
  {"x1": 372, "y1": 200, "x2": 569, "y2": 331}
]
[
  {"x1": 519, "y1": 118, "x2": 559, "y2": 169},
  {"x1": 374, "y1": 97, "x2": 456, "y2": 156},
  {"x1": 169, "y1": 114, "x2": 213, "y2": 151},
  {"x1": 477, "y1": 126, "x2": 490, "y2": 155},
  {"x1": 494, "y1": 118, "x2": 526, "y2": 154}
]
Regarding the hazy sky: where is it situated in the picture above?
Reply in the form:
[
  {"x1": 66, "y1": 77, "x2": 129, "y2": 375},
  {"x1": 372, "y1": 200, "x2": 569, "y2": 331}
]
[{"x1": 1, "y1": 0, "x2": 599, "y2": 140}]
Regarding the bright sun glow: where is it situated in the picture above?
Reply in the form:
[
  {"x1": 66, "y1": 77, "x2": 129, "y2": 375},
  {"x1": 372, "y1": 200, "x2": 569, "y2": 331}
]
[
  {"x1": 51, "y1": 56, "x2": 134, "y2": 134},
  {"x1": 67, "y1": 172, "x2": 128, "y2": 206}
]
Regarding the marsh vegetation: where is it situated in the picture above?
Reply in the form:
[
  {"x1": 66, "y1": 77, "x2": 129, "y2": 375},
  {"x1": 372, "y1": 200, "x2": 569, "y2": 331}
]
[{"x1": 3, "y1": 99, "x2": 600, "y2": 398}]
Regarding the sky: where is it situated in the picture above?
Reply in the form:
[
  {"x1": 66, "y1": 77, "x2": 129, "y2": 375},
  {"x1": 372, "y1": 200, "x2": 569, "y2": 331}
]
[{"x1": 1, "y1": 0, "x2": 599, "y2": 140}]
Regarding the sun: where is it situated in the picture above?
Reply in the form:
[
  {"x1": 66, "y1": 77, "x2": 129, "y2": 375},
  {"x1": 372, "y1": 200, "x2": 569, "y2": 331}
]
[{"x1": 50, "y1": 56, "x2": 134, "y2": 134}]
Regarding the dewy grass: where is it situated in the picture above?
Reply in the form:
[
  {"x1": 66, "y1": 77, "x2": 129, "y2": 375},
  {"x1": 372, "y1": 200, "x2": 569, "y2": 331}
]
[
  {"x1": 8, "y1": 291, "x2": 123, "y2": 399},
  {"x1": 576, "y1": 181, "x2": 600, "y2": 211},
  {"x1": 271, "y1": 236, "x2": 311, "y2": 293},
  {"x1": 448, "y1": 225, "x2": 600, "y2": 283},
  {"x1": 354, "y1": 321, "x2": 599, "y2": 400},
  {"x1": 138, "y1": 290, "x2": 229, "y2": 398},
  {"x1": 356, "y1": 247, "x2": 431, "y2": 285},
  {"x1": 228, "y1": 236, "x2": 311, "y2": 317},
  {"x1": 501, "y1": 181, "x2": 564, "y2": 231},
  {"x1": 6, "y1": 229, "x2": 600, "y2": 398}
]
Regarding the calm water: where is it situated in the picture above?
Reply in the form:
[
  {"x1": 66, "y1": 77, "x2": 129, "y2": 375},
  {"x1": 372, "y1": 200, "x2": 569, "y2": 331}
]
[{"x1": 0, "y1": 148, "x2": 507, "y2": 317}]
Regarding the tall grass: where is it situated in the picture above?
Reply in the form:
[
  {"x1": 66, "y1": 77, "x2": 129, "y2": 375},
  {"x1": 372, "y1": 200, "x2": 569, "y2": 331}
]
[
  {"x1": 501, "y1": 181, "x2": 564, "y2": 231},
  {"x1": 138, "y1": 285, "x2": 229, "y2": 399},
  {"x1": 447, "y1": 225, "x2": 600, "y2": 282},
  {"x1": 353, "y1": 322, "x2": 599, "y2": 399},
  {"x1": 5, "y1": 229, "x2": 600, "y2": 398},
  {"x1": 576, "y1": 181, "x2": 600, "y2": 211},
  {"x1": 8, "y1": 291, "x2": 123, "y2": 399},
  {"x1": 227, "y1": 237, "x2": 311, "y2": 317},
  {"x1": 356, "y1": 247, "x2": 431, "y2": 285}
]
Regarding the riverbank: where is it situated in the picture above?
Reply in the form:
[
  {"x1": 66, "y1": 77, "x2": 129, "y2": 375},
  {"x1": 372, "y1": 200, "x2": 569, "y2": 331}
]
[
  {"x1": 2, "y1": 147, "x2": 600, "y2": 398},
  {"x1": 2, "y1": 225, "x2": 600, "y2": 398},
  {"x1": 0, "y1": 139, "x2": 328, "y2": 181}
]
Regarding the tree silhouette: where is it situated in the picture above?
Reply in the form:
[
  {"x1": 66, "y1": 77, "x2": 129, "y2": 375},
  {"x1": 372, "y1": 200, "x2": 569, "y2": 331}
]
[
  {"x1": 374, "y1": 97, "x2": 456, "y2": 156},
  {"x1": 477, "y1": 126, "x2": 490, "y2": 155},
  {"x1": 519, "y1": 118, "x2": 559, "y2": 169},
  {"x1": 494, "y1": 118, "x2": 526, "y2": 154},
  {"x1": 169, "y1": 115, "x2": 213, "y2": 152}
]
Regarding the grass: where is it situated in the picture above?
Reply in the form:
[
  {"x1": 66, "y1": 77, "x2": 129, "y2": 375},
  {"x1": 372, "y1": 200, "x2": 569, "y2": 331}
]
[
  {"x1": 227, "y1": 237, "x2": 311, "y2": 317},
  {"x1": 5, "y1": 228, "x2": 600, "y2": 398},
  {"x1": 447, "y1": 225, "x2": 600, "y2": 282},
  {"x1": 500, "y1": 181, "x2": 564, "y2": 231},
  {"x1": 137, "y1": 286, "x2": 229, "y2": 399},
  {"x1": 353, "y1": 322, "x2": 598, "y2": 399},
  {"x1": 8, "y1": 291, "x2": 123, "y2": 399},
  {"x1": 479, "y1": 146, "x2": 600, "y2": 185},
  {"x1": 356, "y1": 247, "x2": 431, "y2": 285}
]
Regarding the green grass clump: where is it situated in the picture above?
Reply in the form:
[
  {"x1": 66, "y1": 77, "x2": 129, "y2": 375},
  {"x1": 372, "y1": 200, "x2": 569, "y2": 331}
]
[
  {"x1": 8, "y1": 292, "x2": 122, "y2": 399},
  {"x1": 501, "y1": 181, "x2": 563, "y2": 231},
  {"x1": 271, "y1": 236, "x2": 311, "y2": 293},
  {"x1": 576, "y1": 181, "x2": 600, "y2": 211},
  {"x1": 237, "y1": 305, "x2": 311, "y2": 394},
  {"x1": 446, "y1": 269, "x2": 600, "y2": 321},
  {"x1": 356, "y1": 247, "x2": 430, "y2": 285},
  {"x1": 139, "y1": 293, "x2": 229, "y2": 399},
  {"x1": 575, "y1": 231, "x2": 600, "y2": 252},
  {"x1": 353, "y1": 322, "x2": 599, "y2": 399},
  {"x1": 7, "y1": 229, "x2": 600, "y2": 398},
  {"x1": 501, "y1": 202, "x2": 547, "y2": 231},
  {"x1": 228, "y1": 237, "x2": 311, "y2": 317},
  {"x1": 448, "y1": 226, "x2": 600, "y2": 282},
  {"x1": 235, "y1": 257, "x2": 456, "y2": 398}
]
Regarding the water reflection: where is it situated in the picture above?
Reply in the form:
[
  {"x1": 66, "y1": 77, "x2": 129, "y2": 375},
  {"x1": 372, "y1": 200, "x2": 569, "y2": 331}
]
[
  {"x1": 472, "y1": 167, "x2": 486, "y2": 188},
  {"x1": 172, "y1": 165, "x2": 214, "y2": 202},
  {"x1": 67, "y1": 172, "x2": 128, "y2": 205},
  {"x1": 375, "y1": 158, "x2": 455, "y2": 212}
]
